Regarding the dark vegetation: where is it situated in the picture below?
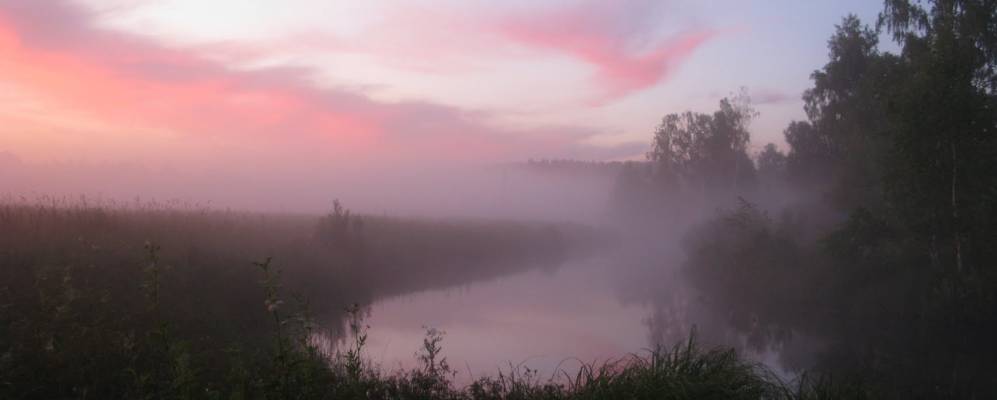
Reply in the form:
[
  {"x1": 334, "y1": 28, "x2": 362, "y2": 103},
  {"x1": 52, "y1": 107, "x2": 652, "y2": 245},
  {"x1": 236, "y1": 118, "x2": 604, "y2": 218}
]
[
  {"x1": 614, "y1": 1, "x2": 997, "y2": 398},
  {"x1": 0, "y1": 198, "x2": 587, "y2": 398}
]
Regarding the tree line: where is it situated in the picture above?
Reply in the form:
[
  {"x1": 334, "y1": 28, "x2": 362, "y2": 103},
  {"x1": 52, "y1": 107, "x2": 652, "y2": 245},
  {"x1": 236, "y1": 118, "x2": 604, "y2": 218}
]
[{"x1": 615, "y1": 1, "x2": 997, "y2": 397}]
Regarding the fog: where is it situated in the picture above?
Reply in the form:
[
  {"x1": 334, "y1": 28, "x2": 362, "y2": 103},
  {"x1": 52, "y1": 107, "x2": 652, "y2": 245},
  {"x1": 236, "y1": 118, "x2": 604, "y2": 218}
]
[
  {"x1": 1, "y1": 138, "x2": 741, "y2": 377},
  {"x1": 0, "y1": 151, "x2": 622, "y2": 223}
]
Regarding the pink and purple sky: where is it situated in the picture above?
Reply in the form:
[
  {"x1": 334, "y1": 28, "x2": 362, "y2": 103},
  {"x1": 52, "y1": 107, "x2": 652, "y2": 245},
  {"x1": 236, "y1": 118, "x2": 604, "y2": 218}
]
[{"x1": 0, "y1": 0, "x2": 885, "y2": 213}]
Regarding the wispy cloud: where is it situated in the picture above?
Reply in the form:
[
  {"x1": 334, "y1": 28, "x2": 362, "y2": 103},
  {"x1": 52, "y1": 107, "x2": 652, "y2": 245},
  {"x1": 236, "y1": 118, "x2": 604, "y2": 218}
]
[
  {"x1": 495, "y1": 1, "x2": 716, "y2": 103},
  {"x1": 239, "y1": 1, "x2": 717, "y2": 104},
  {"x1": 0, "y1": 0, "x2": 626, "y2": 165}
]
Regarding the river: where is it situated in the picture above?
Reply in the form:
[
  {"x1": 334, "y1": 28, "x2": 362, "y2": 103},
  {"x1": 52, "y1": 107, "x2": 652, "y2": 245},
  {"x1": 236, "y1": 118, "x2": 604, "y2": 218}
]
[{"x1": 355, "y1": 256, "x2": 655, "y2": 383}]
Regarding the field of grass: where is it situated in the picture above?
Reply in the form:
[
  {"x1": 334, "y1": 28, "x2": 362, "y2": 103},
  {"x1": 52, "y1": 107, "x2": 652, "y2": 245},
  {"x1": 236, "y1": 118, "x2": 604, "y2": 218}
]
[{"x1": 0, "y1": 199, "x2": 859, "y2": 399}]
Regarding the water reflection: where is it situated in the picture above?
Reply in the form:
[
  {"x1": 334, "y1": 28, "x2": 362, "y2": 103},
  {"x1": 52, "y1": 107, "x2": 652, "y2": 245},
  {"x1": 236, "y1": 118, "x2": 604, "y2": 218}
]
[
  {"x1": 341, "y1": 252, "x2": 805, "y2": 384},
  {"x1": 357, "y1": 258, "x2": 651, "y2": 382}
]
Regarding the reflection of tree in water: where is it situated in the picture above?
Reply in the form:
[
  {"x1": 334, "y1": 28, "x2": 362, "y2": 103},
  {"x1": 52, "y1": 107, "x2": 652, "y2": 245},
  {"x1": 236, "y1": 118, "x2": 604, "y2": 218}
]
[{"x1": 629, "y1": 259, "x2": 826, "y2": 374}]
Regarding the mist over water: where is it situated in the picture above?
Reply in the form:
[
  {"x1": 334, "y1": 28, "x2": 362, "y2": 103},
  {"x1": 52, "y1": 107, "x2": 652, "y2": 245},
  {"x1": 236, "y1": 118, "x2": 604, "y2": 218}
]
[
  {"x1": 360, "y1": 258, "x2": 651, "y2": 382},
  {"x1": 3, "y1": 152, "x2": 786, "y2": 376},
  {"x1": 0, "y1": 149, "x2": 826, "y2": 380}
]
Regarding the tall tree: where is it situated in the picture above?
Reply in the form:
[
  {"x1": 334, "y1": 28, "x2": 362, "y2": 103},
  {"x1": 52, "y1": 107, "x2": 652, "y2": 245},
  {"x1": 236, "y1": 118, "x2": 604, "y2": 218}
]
[
  {"x1": 879, "y1": 0, "x2": 997, "y2": 274},
  {"x1": 682, "y1": 7, "x2": 997, "y2": 396},
  {"x1": 785, "y1": 15, "x2": 897, "y2": 209}
]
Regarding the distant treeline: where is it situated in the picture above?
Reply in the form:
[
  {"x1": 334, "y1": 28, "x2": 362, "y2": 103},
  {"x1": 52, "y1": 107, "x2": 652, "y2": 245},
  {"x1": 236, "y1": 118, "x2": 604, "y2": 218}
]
[{"x1": 519, "y1": 159, "x2": 635, "y2": 176}]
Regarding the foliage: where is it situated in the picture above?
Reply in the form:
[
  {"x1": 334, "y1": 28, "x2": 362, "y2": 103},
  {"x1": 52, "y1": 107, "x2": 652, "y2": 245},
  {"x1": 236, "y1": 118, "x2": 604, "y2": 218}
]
[
  {"x1": 648, "y1": 90, "x2": 758, "y2": 195},
  {"x1": 755, "y1": 144, "x2": 787, "y2": 180},
  {"x1": 670, "y1": 3, "x2": 997, "y2": 398}
]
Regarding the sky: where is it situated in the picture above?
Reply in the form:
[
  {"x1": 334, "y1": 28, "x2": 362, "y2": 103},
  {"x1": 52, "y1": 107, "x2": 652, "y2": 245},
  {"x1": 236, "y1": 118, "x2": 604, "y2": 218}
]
[{"x1": 0, "y1": 0, "x2": 888, "y2": 213}]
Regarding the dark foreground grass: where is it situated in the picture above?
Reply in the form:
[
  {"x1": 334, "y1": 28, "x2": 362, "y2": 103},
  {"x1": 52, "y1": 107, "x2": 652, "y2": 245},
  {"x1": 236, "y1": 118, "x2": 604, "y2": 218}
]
[
  {"x1": 0, "y1": 200, "x2": 867, "y2": 399},
  {"x1": 325, "y1": 333, "x2": 862, "y2": 400}
]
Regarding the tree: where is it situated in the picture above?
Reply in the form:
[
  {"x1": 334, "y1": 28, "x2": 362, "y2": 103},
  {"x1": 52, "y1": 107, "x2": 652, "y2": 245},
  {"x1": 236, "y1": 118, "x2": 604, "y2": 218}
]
[
  {"x1": 682, "y1": 7, "x2": 997, "y2": 396},
  {"x1": 785, "y1": 15, "x2": 897, "y2": 209},
  {"x1": 648, "y1": 91, "x2": 758, "y2": 196},
  {"x1": 878, "y1": 0, "x2": 997, "y2": 274},
  {"x1": 755, "y1": 143, "x2": 787, "y2": 180}
]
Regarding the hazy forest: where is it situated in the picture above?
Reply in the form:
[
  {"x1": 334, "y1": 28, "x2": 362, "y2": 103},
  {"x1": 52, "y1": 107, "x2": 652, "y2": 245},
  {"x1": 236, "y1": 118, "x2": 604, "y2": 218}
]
[{"x1": 2, "y1": 0, "x2": 997, "y2": 399}]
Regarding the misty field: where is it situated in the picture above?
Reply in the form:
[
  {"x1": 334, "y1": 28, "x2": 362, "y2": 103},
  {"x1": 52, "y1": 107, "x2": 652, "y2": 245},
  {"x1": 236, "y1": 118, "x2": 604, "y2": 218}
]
[{"x1": 0, "y1": 200, "x2": 841, "y2": 399}]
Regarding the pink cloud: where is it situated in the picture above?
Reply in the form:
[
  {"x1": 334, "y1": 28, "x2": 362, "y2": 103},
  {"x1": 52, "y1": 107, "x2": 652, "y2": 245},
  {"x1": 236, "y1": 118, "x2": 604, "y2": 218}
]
[
  {"x1": 248, "y1": 1, "x2": 716, "y2": 103},
  {"x1": 0, "y1": 1, "x2": 629, "y2": 165},
  {"x1": 494, "y1": 1, "x2": 716, "y2": 102},
  {"x1": 0, "y1": 2, "x2": 378, "y2": 150}
]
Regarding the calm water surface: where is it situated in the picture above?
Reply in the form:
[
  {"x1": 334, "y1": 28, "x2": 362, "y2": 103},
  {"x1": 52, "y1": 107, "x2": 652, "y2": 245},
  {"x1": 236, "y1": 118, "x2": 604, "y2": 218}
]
[{"x1": 358, "y1": 258, "x2": 654, "y2": 382}]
